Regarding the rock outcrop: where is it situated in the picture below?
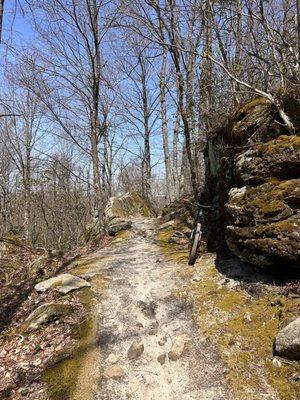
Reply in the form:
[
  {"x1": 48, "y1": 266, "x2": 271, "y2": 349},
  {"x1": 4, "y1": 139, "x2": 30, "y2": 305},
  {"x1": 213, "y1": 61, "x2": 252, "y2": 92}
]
[
  {"x1": 206, "y1": 90, "x2": 300, "y2": 269},
  {"x1": 105, "y1": 192, "x2": 156, "y2": 221},
  {"x1": 226, "y1": 179, "x2": 300, "y2": 266},
  {"x1": 104, "y1": 192, "x2": 155, "y2": 238},
  {"x1": 235, "y1": 135, "x2": 300, "y2": 184},
  {"x1": 81, "y1": 215, "x2": 103, "y2": 243},
  {"x1": 82, "y1": 192, "x2": 155, "y2": 243}
]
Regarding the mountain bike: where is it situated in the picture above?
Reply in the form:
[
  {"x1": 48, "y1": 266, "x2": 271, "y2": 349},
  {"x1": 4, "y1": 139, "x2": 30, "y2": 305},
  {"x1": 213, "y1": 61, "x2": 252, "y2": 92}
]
[{"x1": 188, "y1": 204, "x2": 215, "y2": 266}]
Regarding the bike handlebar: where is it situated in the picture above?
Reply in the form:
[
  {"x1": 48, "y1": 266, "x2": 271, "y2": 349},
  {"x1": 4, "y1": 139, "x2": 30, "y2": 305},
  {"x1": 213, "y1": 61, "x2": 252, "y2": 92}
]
[{"x1": 196, "y1": 203, "x2": 217, "y2": 209}]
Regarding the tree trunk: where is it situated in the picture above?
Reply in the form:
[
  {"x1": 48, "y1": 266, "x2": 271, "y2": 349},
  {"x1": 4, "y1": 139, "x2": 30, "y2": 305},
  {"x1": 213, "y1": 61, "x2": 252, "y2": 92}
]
[
  {"x1": 167, "y1": 0, "x2": 198, "y2": 199},
  {"x1": 172, "y1": 109, "x2": 180, "y2": 198},
  {"x1": 91, "y1": 124, "x2": 103, "y2": 218},
  {"x1": 159, "y1": 49, "x2": 174, "y2": 201},
  {"x1": 0, "y1": 0, "x2": 4, "y2": 43},
  {"x1": 140, "y1": 54, "x2": 152, "y2": 200},
  {"x1": 176, "y1": 69, "x2": 198, "y2": 199},
  {"x1": 90, "y1": 0, "x2": 105, "y2": 225}
]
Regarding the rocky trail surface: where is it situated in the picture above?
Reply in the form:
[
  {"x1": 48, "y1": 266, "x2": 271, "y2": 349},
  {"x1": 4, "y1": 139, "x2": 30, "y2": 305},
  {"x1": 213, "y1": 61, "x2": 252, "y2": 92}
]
[{"x1": 70, "y1": 218, "x2": 231, "y2": 400}]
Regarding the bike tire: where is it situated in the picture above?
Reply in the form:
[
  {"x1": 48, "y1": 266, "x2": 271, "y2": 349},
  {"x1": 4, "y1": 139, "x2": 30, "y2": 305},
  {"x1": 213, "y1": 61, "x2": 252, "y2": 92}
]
[{"x1": 188, "y1": 223, "x2": 201, "y2": 265}]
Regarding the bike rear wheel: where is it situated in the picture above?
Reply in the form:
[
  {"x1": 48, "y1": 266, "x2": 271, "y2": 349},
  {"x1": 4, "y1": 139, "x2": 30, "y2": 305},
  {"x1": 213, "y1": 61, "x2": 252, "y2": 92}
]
[{"x1": 188, "y1": 223, "x2": 201, "y2": 265}]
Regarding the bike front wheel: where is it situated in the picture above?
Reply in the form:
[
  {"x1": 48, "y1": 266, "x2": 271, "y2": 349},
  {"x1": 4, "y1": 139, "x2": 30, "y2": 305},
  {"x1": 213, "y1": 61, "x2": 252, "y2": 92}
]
[{"x1": 188, "y1": 223, "x2": 201, "y2": 265}]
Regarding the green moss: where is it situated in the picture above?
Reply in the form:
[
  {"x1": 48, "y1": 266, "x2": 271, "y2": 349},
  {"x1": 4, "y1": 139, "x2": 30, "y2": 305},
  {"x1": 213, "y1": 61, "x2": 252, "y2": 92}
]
[
  {"x1": 256, "y1": 135, "x2": 300, "y2": 155},
  {"x1": 233, "y1": 180, "x2": 294, "y2": 207},
  {"x1": 229, "y1": 180, "x2": 298, "y2": 224},
  {"x1": 21, "y1": 303, "x2": 73, "y2": 333},
  {"x1": 42, "y1": 269, "x2": 106, "y2": 399},
  {"x1": 215, "y1": 287, "x2": 247, "y2": 311},
  {"x1": 235, "y1": 97, "x2": 270, "y2": 115},
  {"x1": 156, "y1": 223, "x2": 188, "y2": 263},
  {"x1": 182, "y1": 256, "x2": 299, "y2": 400},
  {"x1": 156, "y1": 228, "x2": 173, "y2": 245},
  {"x1": 115, "y1": 230, "x2": 131, "y2": 239},
  {"x1": 72, "y1": 259, "x2": 102, "y2": 276},
  {"x1": 225, "y1": 97, "x2": 273, "y2": 144},
  {"x1": 230, "y1": 214, "x2": 299, "y2": 245},
  {"x1": 0, "y1": 260, "x2": 24, "y2": 281},
  {"x1": 17, "y1": 368, "x2": 26, "y2": 382}
]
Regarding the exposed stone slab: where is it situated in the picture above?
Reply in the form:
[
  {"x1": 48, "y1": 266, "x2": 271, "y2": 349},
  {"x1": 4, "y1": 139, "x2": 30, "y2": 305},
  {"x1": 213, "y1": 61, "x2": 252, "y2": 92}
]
[{"x1": 35, "y1": 273, "x2": 90, "y2": 294}]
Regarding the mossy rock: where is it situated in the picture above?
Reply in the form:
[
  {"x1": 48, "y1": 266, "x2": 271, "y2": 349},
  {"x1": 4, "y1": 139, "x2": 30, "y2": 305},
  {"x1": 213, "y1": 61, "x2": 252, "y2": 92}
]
[
  {"x1": 235, "y1": 135, "x2": 300, "y2": 183},
  {"x1": 230, "y1": 97, "x2": 273, "y2": 143},
  {"x1": 226, "y1": 212, "x2": 300, "y2": 267},
  {"x1": 281, "y1": 89, "x2": 300, "y2": 134},
  {"x1": 204, "y1": 90, "x2": 300, "y2": 269},
  {"x1": 105, "y1": 192, "x2": 156, "y2": 220},
  {"x1": 226, "y1": 179, "x2": 299, "y2": 227},
  {"x1": 275, "y1": 317, "x2": 300, "y2": 360},
  {"x1": 214, "y1": 90, "x2": 300, "y2": 146},
  {"x1": 226, "y1": 177, "x2": 300, "y2": 267},
  {"x1": 217, "y1": 97, "x2": 276, "y2": 145},
  {"x1": 22, "y1": 303, "x2": 73, "y2": 332},
  {"x1": 223, "y1": 132, "x2": 300, "y2": 271},
  {"x1": 160, "y1": 196, "x2": 195, "y2": 228}
]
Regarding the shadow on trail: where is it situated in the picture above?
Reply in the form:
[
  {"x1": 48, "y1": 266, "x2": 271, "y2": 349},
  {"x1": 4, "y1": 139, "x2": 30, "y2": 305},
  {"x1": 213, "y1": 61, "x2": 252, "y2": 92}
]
[{"x1": 215, "y1": 249, "x2": 300, "y2": 290}]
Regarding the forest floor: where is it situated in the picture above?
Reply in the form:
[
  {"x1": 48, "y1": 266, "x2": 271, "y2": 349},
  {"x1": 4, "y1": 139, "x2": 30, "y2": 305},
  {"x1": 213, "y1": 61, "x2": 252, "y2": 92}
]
[{"x1": 1, "y1": 217, "x2": 299, "y2": 399}]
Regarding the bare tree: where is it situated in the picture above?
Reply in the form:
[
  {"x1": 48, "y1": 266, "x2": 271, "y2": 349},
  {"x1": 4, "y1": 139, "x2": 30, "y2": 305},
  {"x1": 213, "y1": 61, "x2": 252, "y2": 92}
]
[
  {"x1": 0, "y1": 81, "x2": 44, "y2": 240},
  {"x1": 115, "y1": 34, "x2": 159, "y2": 200},
  {"x1": 25, "y1": 0, "x2": 121, "y2": 224}
]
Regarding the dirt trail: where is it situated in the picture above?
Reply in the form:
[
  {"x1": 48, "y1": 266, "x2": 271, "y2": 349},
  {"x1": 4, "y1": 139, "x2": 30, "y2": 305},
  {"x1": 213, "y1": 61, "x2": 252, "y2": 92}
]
[{"x1": 74, "y1": 218, "x2": 231, "y2": 400}]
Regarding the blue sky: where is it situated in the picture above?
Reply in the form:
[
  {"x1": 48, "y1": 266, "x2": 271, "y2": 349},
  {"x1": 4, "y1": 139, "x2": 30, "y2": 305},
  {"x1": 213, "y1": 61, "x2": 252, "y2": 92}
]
[{"x1": 3, "y1": 2, "x2": 33, "y2": 44}]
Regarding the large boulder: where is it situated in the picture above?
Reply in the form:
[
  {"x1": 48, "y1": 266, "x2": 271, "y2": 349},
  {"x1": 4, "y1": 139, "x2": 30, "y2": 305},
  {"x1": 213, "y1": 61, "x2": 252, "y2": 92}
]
[
  {"x1": 275, "y1": 318, "x2": 300, "y2": 360},
  {"x1": 105, "y1": 192, "x2": 156, "y2": 221},
  {"x1": 205, "y1": 91, "x2": 300, "y2": 269},
  {"x1": 35, "y1": 273, "x2": 90, "y2": 294}
]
